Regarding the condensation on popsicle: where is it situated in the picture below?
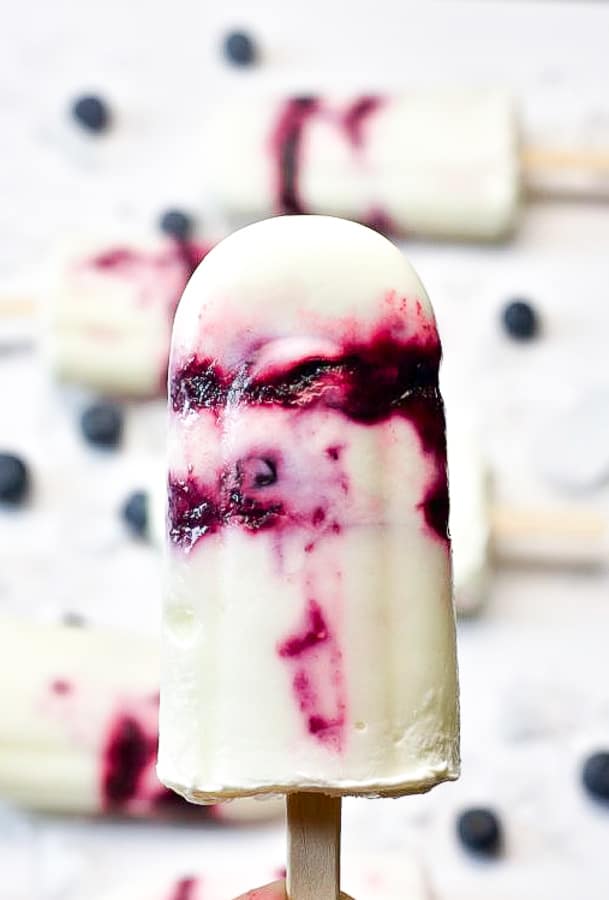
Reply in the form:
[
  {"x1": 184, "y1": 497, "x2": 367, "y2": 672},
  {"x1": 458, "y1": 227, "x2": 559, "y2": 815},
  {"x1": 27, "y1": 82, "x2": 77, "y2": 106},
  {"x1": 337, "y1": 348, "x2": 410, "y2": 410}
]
[{"x1": 158, "y1": 215, "x2": 459, "y2": 801}]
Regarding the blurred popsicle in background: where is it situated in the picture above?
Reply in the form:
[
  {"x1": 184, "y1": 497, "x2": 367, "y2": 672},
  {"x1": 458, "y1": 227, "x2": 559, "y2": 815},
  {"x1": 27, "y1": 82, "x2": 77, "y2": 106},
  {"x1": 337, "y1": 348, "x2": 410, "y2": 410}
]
[
  {"x1": 45, "y1": 239, "x2": 211, "y2": 397},
  {"x1": 447, "y1": 431, "x2": 609, "y2": 614},
  {"x1": 0, "y1": 617, "x2": 281, "y2": 823},
  {"x1": 0, "y1": 238, "x2": 211, "y2": 395},
  {"x1": 204, "y1": 91, "x2": 609, "y2": 241}
]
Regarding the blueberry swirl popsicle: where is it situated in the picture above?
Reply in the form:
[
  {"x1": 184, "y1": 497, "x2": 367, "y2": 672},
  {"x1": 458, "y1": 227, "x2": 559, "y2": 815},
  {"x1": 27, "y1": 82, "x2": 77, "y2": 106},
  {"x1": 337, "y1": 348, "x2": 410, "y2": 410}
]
[
  {"x1": 0, "y1": 618, "x2": 279, "y2": 824},
  {"x1": 206, "y1": 92, "x2": 518, "y2": 241},
  {"x1": 46, "y1": 239, "x2": 210, "y2": 397},
  {"x1": 158, "y1": 216, "x2": 459, "y2": 894}
]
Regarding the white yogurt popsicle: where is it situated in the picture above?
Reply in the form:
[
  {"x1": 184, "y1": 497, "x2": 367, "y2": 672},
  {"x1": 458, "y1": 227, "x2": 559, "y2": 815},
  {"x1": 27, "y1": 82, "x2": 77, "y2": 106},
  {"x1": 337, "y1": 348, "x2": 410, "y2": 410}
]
[
  {"x1": 158, "y1": 215, "x2": 459, "y2": 802},
  {"x1": 206, "y1": 92, "x2": 519, "y2": 241},
  {"x1": 45, "y1": 239, "x2": 211, "y2": 397},
  {"x1": 0, "y1": 617, "x2": 279, "y2": 823}
]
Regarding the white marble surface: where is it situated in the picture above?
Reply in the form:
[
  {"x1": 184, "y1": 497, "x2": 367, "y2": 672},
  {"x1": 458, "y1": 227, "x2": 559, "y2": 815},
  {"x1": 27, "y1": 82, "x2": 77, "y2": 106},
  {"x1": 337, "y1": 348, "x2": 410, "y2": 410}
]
[{"x1": 1, "y1": 1, "x2": 609, "y2": 898}]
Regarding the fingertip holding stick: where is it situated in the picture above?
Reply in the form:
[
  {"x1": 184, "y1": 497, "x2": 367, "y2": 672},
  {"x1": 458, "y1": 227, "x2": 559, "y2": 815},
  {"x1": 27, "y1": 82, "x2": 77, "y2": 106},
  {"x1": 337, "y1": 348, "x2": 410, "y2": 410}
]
[{"x1": 287, "y1": 793, "x2": 342, "y2": 900}]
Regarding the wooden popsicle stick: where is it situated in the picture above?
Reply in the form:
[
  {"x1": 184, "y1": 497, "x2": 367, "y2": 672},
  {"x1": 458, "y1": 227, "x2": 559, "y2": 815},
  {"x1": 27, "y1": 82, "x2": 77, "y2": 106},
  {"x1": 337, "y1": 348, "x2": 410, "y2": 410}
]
[
  {"x1": 0, "y1": 295, "x2": 37, "y2": 317},
  {"x1": 490, "y1": 505, "x2": 606, "y2": 542},
  {"x1": 521, "y1": 143, "x2": 609, "y2": 200},
  {"x1": 521, "y1": 145, "x2": 609, "y2": 174},
  {"x1": 287, "y1": 793, "x2": 341, "y2": 900}
]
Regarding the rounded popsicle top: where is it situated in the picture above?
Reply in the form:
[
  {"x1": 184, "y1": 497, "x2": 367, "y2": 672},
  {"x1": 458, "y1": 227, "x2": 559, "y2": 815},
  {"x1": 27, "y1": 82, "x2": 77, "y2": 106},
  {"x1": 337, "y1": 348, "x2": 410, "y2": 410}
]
[{"x1": 170, "y1": 215, "x2": 438, "y2": 389}]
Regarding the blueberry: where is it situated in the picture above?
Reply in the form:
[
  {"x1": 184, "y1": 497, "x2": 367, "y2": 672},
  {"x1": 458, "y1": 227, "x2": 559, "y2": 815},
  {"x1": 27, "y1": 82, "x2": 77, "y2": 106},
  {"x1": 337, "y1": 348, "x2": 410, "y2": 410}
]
[
  {"x1": 502, "y1": 299, "x2": 539, "y2": 340},
  {"x1": 582, "y1": 751, "x2": 609, "y2": 801},
  {"x1": 80, "y1": 403, "x2": 123, "y2": 448},
  {"x1": 159, "y1": 209, "x2": 193, "y2": 241},
  {"x1": 71, "y1": 95, "x2": 110, "y2": 133},
  {"x1": 122, "y1": 490, "x2": 149, "y2": 538},
  {"x1": 223, "y1": 31, "x2": 257, "y2": 66},
  {"x1": 253, "y1": 458, "x2": 277, "y2": 487},
  {"x1": 456, "y1": 808, "x2": 502, "y2": 856},
  {"x1": 237, "y1": 457, "x2": 278, "y2": 490},
  {"x1": 62, "y1": 612, "x2": 86, "y2": 627},
  {"x1": 293, "y1": 96, "x2": 318, "y2": 107},
  {"x1": 0, "y1": 453, "x2": 29, "y2": 505}
]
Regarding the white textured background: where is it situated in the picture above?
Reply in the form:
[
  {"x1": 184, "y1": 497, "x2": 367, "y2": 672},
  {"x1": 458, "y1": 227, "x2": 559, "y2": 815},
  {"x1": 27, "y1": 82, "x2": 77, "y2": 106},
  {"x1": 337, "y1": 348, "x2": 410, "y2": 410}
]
[
  {"x1": 2, "y1": 0, "x2": 609, "y2": 277},
  {"x1": 1, "y1": 2, "x2": 609, "y2": 899}
]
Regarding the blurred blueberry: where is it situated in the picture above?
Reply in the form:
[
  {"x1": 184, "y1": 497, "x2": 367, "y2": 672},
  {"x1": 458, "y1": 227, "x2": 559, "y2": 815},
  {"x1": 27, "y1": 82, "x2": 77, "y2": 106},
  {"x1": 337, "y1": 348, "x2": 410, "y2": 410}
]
[
  {"x1": 159, "y1": 209, "x2": 193, "y2": 241},
  {"x1": 80, "y1": 403, "x2": 123, "y2": 448},
  {"x1": 71, "y1": 95, "x2": 110, "y2": 133},
  {"x1": 457, "y1": 808, "x2": 502, "y2": 856},
  {"x1": 0, "y1": 453, "x2": 29, "y2": 505},
  {"x1": 502, "y1": 299, "x2": 539, "y2": 340},
  {"x1": 122, "y1": 490, "x2": 149, "y2": 538},
  {"x1": 62, "y1": 612, "x2": 86, "y2": 627},
  {"x1": 223, "y1": 31, "x2": 257, "y2": 66},
  {"x1": 582, "y1": 751, "x2": 609, "y2": 801}
]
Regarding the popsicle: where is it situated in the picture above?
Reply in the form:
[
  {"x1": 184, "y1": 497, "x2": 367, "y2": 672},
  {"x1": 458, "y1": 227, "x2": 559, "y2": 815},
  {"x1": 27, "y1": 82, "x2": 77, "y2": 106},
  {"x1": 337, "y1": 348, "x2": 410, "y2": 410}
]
[
  {"x1": 447, "y1": 430, "x2": 492, "y2": 616},
  {"x1": 0, "y1": 617, "x2": 280, "y2": 823},
  {"x1": 447, "y1": 431, "x2": 609, "y2": 616},
  {"x1": 158, "y1": 215, "x2": 459, "y2": 894},
  {"x1": 205, "y1": 92, "x2": 519, "y2": 240},
  {"x1": 206, "y1": 91, "x2": 609, "y2": 242},
  {"x1": 44, "y1": 238, "x2": 211, "y2": 397}
]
